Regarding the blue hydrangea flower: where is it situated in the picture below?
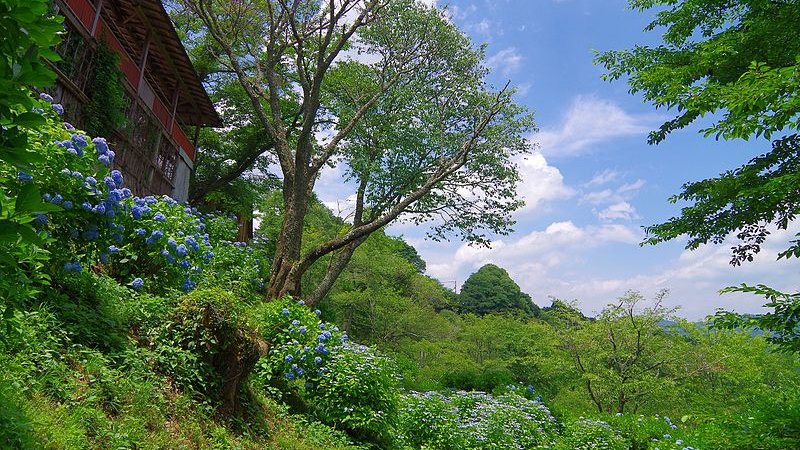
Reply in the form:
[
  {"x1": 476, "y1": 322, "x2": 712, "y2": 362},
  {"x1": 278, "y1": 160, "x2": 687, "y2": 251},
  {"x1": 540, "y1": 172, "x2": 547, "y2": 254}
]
[
  {"x1": 112, "y1": 233, "x2": 123, "y2": 243},
  {"x1": 281, "y1": 308, "x2": 290, "y2": 316},
  {"x1": 299, "y1": 326, "x2": 307, "y2": 334},
  {"x1": 110, "y1": 170, "x2": 124, "y2": 186},
  {"x1": 82, "y1": 228, "x2": 99, "y2": 241},
  {"x1": 106, "y1": 189, "x2": 122, "y2": 204},
  {"x1": 39, "y1": 92, "x2": 54, "y2": 102},
  {"x1": 131, "y1": 205, "x2": 145, "y2": 220},
  {"x1": 104, "y1": 176, "x2": 116, "y2": 189},
  {"x1": 17, "y1": 172, "x2": 33, "y2": 182},
  {"x1": 85, "y1": 176, "x2": 97, "y2": 186},
  {"x1": 153, "y1": 212, "x2": 166, "y2": 222},
  {"x1": 167, "y1": 238, "x2": 177, "y2": 249},
  {"x1": 175, "y1": 244, "x2": 188, "y2": 256},
  {"x1": 108, "y1": 245, "x2": 120, "y2": 254},
  {"x1": 92, "y1": 203, "x2": 106, "y2": 215},
  {"x1": 319, "y1": 323, "x2": 325, "y2": 330},
  {"x1": 146, "y1": 230, "x2": 163, "y2": 245},
  {"x1": 285, "y1": 354, "x2": 294, "y2": 362},
  {"x1": 144, "y1": 196, "x2": 157, "y2": 205},
  {"x1": 50, "y1": 194, "x2": 62, "y2": 204},
  {"x1": 314, "y1": 309, "x2": 321, "y2": 316},
  {"x1": 183, "y1": 279, "x2": 196, "y2": 292},
  {"x1": 99, "y1": 253, "x2": 109, "y2": 264},
  {"x1": 35, "y1": 214, "x2": 48, "y2": 225},
  {"x1": 71, "y1": 171, "x2": 82, "y2": 178},
  {"x1": 185, "y1": 236, "x2": 199, "y2": 251},
  {"x1": 63, "y1": 122, "x2": 75, "y2": 130},
  {"x1": 98, "y1": 154, "x2": 111, "y2": 166},
  {"x1": 52, "y1": 103, "x2": 64, "y2": 115},
  {"x1": 295, "y1": 367, "x2": 305, "y2": 377},
  {"x1": 82, "y1": 201, "x2": 92, "y2": 211},
  {"x1": 132, "y1": 278, "x2": 144, "y2": 290},
  {"x1": 92, "y1": 137, "x2": 109, "y2": 155},
  {"x1": 180, "y1": 259, "x2": 191, "y2": 269},
  {"x1": 63, "y1": 261, "x2": 83, "y2": 272},
  {"x1": 297, "y1": 300, "x2": 305, "y2": 306},
  {"x1": 71, "y1": 134, "x2": 88, "y2": 149},
  {"x1": 63, "y1": 200, "x2": 73, "y2": 209},
  {"x1": 284, "y1": 373, "x2": 295, "y2": 380},
  {"x1": 291, "y1": 319, "x2": 300, "y2": 326},
  {"x1": 314, "y1": 356, "x2": 322, "y2": 364}
]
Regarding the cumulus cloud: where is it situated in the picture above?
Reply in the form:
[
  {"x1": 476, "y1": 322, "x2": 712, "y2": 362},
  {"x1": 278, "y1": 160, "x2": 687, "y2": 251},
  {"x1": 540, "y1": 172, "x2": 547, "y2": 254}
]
[
  {"x1": 423, "y1": 220, "x2": 800, "y2": 320},
  {"x1": 534, "y1": 95, "x2": 652, "y2": 158},
  {"x1": 597, "y1": 201, "x2": 639, "y2": 222},
  {"x1": 516, "y1": 153, "x2": 575, "y2": 211},
  {"x1": 425, "y1": 220, "x2": 642, "y2": 282},
  {"x1": 486, "y1": 47, "x2": 523, "y2": 77},
  {"x1": 582, "y1": 178, "x2": 646, "y2": 205}
]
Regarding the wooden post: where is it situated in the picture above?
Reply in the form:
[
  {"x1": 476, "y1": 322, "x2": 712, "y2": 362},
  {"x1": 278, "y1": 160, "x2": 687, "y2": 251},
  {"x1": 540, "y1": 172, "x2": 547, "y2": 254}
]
[
  {"x1": 90, "y1": 0, "x2": 103, "y2": 37},
  {"x1": 137, "y1": 33, "x2": 152, "y2": 93},
  {"x1": 169, "y1": 89, "x2": 179, "y2": 133}
]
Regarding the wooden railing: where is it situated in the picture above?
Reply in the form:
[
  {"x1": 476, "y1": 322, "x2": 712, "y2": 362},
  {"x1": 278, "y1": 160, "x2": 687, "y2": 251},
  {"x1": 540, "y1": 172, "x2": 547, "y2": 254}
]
[{"x1": 62, "y1": 0, "x2": 197, "y2": 162}]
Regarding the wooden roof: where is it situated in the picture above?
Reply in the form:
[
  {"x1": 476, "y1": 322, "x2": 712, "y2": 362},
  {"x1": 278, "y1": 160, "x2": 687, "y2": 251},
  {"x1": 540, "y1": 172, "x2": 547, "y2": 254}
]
[{"x1": 101, "y1": 0, "x2": 221, "y2": 127}]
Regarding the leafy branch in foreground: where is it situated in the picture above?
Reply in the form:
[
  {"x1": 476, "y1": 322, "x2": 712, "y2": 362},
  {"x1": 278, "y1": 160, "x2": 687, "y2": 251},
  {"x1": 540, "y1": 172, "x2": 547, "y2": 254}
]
[{"x1": 599, "y1": 0, "x2": 800, "y2": 351}]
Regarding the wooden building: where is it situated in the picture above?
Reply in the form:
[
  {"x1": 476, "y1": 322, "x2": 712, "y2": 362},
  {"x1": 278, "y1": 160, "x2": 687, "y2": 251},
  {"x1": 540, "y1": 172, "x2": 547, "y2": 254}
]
[{"x1": 49, "y1": 0, "x2": 221, "y2": 201}]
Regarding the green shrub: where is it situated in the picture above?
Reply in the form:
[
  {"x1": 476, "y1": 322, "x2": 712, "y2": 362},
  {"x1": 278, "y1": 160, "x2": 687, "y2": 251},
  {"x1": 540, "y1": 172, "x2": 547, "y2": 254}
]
[
  {"x1": 555, "y1": 419, "x2": 628, "y2": 450},
  {"x1": 398, "y1": 390, "x2": 559, "y2": 449},
  {"x1": 251, "y1": 297, "x2": 399, "y2": 443},
  {"x1": 152, "y1": 288, "x2": 260, "y2": 414},
  {"x1": 36, "y1": 271, "x2": 130, "y2": 351}
]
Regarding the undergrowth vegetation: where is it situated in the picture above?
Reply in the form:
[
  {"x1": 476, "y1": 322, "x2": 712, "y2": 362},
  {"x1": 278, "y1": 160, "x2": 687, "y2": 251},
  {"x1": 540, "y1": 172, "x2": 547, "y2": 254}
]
[{"x1": 2, "y1": 1, "x2": 799, "y2": 449}]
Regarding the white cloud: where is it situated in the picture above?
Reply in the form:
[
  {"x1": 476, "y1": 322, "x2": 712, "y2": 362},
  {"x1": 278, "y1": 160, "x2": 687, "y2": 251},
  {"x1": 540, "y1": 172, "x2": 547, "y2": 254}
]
[
  {"x1": 618, "y1": 179, "x2": 646, "y2": 193},
  {"x1": 582, "y1": 178, "x2": 646, "y2": 205},
  {"x1": 534, "y1": 95, "x2": 652, "y2": 158},
  {"x1": 516, "y1": 153, "x2": 575, "y2": 210},
  {"x1": 468, "y1": 18, "x2": 491, "y2": 36},
  {"x1": 585, "y1": 169, "x2": 619, "y2": 187},
  {"x1": 425, "y1": 220, "x2": 642, "y2": 282},
  {"x1": 597, "y1": 201, "x2": 639, "y2": 221},
  {"x1": 486, "y1": 47, "x2": 523, "y2": 77}
]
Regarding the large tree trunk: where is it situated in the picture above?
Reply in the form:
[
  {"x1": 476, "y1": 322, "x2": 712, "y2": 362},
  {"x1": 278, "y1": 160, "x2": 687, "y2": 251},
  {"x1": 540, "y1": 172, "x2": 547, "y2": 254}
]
[{"x1": 267, "y1": 173, "x2": 311, "y2": 300}]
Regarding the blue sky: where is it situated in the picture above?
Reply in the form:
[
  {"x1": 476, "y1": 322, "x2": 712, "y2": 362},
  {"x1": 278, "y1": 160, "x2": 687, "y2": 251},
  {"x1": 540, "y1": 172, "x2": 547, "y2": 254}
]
[{"x1": 319, "y1": 0, "x2": 798, "y2": 319}]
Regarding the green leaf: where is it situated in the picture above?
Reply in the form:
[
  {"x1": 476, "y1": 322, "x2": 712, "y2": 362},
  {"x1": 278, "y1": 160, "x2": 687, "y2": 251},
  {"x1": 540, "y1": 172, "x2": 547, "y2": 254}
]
[
  {"x1": 14, "y1": 184, "x2": 60, "y2": 215},
  {"x1": 13, "y1": 111, "x2": 46, "y2": 128}
]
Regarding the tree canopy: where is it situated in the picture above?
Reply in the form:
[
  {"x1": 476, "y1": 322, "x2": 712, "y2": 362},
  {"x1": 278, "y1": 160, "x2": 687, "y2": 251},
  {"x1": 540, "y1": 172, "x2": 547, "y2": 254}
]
[
  {"x1": 597, "y1": 0, "x2": 800, "y2": 351},
  {"x1": 457, "y1": 264, "x2": 539, "y2": 317},
  {"x1": 176, "y1": 0, "x2": 533, "y2": 304}
]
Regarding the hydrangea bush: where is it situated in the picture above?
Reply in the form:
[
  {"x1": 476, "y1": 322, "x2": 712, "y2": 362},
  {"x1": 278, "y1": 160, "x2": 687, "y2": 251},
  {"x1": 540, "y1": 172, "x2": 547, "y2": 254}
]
[
  {"x1": 251, "y1": 297, "x2": 399, "y2": 441},
  {"x1": 1, "y1": 96, "x2": 268, "y2": 296},
  {"x1": 397, "y1": 390, "x2": 559, "y2": 449}
]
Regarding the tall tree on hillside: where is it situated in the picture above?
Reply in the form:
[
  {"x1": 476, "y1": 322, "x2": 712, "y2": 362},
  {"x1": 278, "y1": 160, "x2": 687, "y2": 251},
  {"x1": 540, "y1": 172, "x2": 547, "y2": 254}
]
[
  {"x1": 562, "y1": 290, "x2": 688, "y2": 414},
  {"x1": 177, "y1": 0, "x2": 532, "y2": 304},
  {"x1": 458, "y1": 264, "x2": 539, "y2": 317},
  {"x1": 596, "y1": 0, "x2": 800, "y2": 351}
]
